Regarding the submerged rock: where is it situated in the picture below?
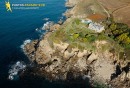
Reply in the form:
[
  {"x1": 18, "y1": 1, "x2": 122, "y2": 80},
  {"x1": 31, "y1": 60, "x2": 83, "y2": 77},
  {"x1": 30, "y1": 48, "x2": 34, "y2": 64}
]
[{"x1": 8, "y1": 61, "x2": 26, "y2": 80}]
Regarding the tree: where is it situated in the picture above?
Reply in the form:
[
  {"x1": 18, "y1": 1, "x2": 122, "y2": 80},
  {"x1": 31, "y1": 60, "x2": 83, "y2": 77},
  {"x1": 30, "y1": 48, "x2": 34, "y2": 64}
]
[
  {"x1": 116, "y1": 23, "x2": 128, "y2": 30},
  {"x1": 73, "y1": 33, "x2": 79, "y2": 39},
  {"x1": 116, "y1": 33, "x2": 130, "y2": 44},
  {"x1": 110, "y1": 23, "x2": 117, "y2": 31},
  {"x1": 124, "y1": 37, "x2": 130, "y2": 44}
]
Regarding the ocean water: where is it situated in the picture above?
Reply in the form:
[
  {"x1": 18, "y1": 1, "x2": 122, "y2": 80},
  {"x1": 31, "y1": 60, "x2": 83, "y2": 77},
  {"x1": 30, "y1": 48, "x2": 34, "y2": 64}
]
[{"x1": 0, "y1": 0, "x2": 90, "y2": 88}]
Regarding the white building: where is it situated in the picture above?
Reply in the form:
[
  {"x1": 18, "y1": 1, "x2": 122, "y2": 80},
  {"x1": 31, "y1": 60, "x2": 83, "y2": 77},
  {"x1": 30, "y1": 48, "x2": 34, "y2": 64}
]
[
  {"x1": 88, "y1": 22, "x2": 105, "y2": 33},
  {"x1": 81, "y1": 18, "x2": 105, "y2": 33},
  {"x1": 81, "y1": 19, "x2": 92, "y2": 24}
]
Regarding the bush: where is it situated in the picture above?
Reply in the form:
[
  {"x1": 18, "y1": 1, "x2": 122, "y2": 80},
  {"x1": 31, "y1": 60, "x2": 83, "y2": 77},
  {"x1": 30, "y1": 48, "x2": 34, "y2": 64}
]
[
  {"x1": 87, "y1": 35, "x2": 97, "y2": 42},
  {"x1": 75, "y1": 18, "x2": 81, "y2": 25},
  {"x1": 73, "y1": 33, "x2": 79, "y2": 39},
  {"x1": 97, "y1": 34, "x2": 107, "y2": 40}
]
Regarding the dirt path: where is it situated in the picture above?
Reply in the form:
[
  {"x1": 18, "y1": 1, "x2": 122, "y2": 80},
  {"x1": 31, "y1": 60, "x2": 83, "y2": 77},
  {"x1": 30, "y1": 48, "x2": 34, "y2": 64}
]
[
  {"x1": 112, "y1": 4, "x2": 130, "y2": 14},
  {"x1": 96, "y1": 0, "x2": 110, "y2": 17}
]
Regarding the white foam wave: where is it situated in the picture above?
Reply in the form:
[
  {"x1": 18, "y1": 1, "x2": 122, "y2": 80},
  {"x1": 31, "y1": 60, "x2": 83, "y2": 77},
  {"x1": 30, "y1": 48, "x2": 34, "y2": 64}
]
[
  {"x1": 42, "y1": 21, "x2": 54, "y2": 30},
  {"x1": 82, "y1": 75, "x2": 91, "y2": 80},
  {"x1": 20, "y1": 39, "x2": 31, "y2": 49},
  {"x1": 35, "y1": 28, "x2": 39, "y2": 31},
  {"x1": 35, "y1": 21, "x2": 53, "y2": 37},
  {"x1": 8, "y1": 61, "x2": 26, "y2": 80},
  {"x1": 43, "y1": 18, "x2": 49, "y2": 21}
]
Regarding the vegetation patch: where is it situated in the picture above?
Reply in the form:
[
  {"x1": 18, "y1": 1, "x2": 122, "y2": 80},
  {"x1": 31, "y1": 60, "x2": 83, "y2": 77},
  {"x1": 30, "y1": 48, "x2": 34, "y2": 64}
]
[{"x1": 48, "y1": 18, "x2": 123, "y2": 53}]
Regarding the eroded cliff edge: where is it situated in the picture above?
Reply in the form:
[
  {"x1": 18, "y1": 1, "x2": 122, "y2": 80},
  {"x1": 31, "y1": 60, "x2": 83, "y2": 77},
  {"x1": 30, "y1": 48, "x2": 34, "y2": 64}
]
[{"x1": 24, "y1": 0, "x2": 130, "y2": 88}]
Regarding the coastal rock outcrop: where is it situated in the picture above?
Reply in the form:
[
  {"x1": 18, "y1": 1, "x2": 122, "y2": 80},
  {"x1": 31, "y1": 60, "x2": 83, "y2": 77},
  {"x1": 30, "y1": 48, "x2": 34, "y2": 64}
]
[
  {"x1": 24, "y1": 35, "x2": 125, "y2": 84},
  {"x1": 65, "y1": 0, "x2": 80, "y2": 7},
  {"x1": 23, "y1": 0, "x2": 130, "y2": 88}
]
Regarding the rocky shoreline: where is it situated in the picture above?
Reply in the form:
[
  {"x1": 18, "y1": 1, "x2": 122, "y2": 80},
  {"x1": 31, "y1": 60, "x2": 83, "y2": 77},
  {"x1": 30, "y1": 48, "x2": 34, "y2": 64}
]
[{"x1": 24, "y1": 0, "x2": 130, "y2": 88}]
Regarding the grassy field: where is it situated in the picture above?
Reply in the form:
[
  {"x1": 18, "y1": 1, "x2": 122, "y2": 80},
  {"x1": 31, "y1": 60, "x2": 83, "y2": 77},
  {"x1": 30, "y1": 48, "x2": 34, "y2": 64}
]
[
  {"x1": 97, "y1": 0, "x2": 130, "y2": 27},
  {"x1": 69, "y1": 0, "x2": 108, "y2": 19},
  {"x1": 48, "y1": 18, "x2": 123, "y2": 53}
]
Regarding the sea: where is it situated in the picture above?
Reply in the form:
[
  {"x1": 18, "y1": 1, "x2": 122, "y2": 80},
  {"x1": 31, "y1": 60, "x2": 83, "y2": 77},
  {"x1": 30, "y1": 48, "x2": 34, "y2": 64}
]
[{"x1": 0, "y1": 0, "x2": 90, "y2": 88}]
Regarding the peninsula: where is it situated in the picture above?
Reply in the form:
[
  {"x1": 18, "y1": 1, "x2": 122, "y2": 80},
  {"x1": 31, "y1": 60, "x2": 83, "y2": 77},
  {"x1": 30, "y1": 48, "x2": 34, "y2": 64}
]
[{"x1": 24, "y1": 0, "x2": 130, "y2": 87}]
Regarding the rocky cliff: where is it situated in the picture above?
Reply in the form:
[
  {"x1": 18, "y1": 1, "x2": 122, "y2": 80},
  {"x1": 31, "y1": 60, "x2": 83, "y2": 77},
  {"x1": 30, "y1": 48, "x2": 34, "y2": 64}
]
[
  {"x1": 24, "y1": 0, "x2": 130, "y2": 87},
  {"x1": 65, "y1": 0, "x2": 80, "y2": 7},
  {"x1": 24, "y1": 32, "x2": 130, "y2": 87}
]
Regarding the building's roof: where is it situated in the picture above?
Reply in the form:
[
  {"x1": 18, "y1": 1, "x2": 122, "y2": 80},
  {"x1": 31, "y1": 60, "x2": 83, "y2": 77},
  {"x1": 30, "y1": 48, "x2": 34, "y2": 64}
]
[{"x1": 88, "y1": 22, "x2": 105, "y2": 32}]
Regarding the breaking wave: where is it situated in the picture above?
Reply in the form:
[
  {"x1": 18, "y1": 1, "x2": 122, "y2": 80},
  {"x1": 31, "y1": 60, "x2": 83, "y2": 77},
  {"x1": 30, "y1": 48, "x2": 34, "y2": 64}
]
[
  {"x1": 43, "y1": 18, "x2": 50, "y2": 21},
  {"x1": 8, "y1": 61, "x2": 26, "y2": 80},
  {"x1": 42, "y1": 21, "x2": 54, "y2": 30},
  {"x1": 20, "y1": 39, "x2": 31, "y2": 49},
  {"x1": 35, "y1": 21, "x2": 53, "y2": 38}
]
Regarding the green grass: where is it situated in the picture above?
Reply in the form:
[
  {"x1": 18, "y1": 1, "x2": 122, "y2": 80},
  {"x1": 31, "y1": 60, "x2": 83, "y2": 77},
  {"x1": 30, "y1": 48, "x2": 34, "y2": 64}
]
[
  {"x1": 48, "y1": 18, "x2": 123, "y2": 53},
  {"x1": 93, "y1": 81, "x2": 108, "y2": 88}
]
